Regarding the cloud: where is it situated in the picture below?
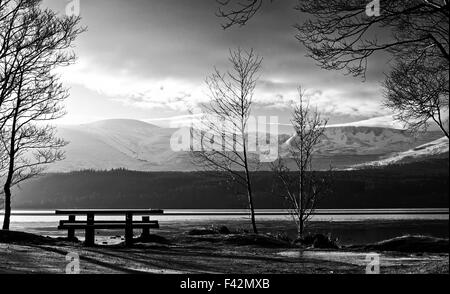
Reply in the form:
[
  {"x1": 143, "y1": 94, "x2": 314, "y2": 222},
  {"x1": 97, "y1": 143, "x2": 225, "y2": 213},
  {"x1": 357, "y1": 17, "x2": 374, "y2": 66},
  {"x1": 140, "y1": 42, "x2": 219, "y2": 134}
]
[
  {"x1": 60, "y1": 57, "x2": 210, "y2": 111},
  {"x1": 60, "y1": 53, "x2": 387, "y2": 122},
  {"x1": 46, "y1": 0, "x2": 396, "y2": 125},
  {"x1": 251, "y1": 79, "x2": 386, "y2": 118},
  {"x1": 327, "y1": 115, "x2": 404, "y2": 129}
]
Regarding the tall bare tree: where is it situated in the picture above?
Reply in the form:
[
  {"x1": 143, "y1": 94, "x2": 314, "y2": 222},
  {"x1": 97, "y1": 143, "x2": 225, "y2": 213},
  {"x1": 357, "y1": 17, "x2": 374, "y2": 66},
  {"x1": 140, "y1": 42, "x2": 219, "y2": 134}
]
[
  {"x1": 192, "y1": 48, "x2": 262, "y2": 234},
  {"x1": 273, "y1": 88, "x2": 329, "y2": 238},
  {"x1": 0, "y1": 0, "x2": 84, "y2": 230}
]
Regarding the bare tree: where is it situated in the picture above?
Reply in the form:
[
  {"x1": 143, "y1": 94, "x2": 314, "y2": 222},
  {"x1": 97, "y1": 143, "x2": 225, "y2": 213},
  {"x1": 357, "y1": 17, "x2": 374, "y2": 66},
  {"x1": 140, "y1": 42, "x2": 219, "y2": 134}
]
[
  {"x1": 383, "y1": 59, "x2": 449, "y2": 138},
  {"x1": 294, "y1": 0, "x2": 449, "y2": 78},
  {"x1": 192, "y1": 48, "x2": 262, "y2": 234},
  {"x1": 0, "y1": 0, "x2": 84, "y2": 230},
  {"x1": 218, "y1": 0, "x2": 449, "y2": 78},
  {"x1": 272, "y1": 88, "x2": 330, "y2": 238},
  {"x1": 294, "y1": 1, "x2": 449, "y2": 136},
  {"x1": 216, "y1": 0, "x2": 449, "y2": 137}
]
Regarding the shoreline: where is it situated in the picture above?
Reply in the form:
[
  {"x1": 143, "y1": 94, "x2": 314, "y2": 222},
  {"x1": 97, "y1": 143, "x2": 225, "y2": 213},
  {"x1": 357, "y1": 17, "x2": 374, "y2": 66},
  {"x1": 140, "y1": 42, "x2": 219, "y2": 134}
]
[
  {"x1": 10, "y1": 218, "x2": 449, "y2": 245},
  {"x1": 0, "y1": 220, "x2": 448, "y2": 274}
]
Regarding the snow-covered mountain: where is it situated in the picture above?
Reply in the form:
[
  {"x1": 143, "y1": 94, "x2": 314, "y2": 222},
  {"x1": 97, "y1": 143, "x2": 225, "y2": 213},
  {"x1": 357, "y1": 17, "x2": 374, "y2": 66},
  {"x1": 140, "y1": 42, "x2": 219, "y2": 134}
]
[
  {"x1": 50, "y1": 119, "x2": 445, "y2": 172},
  {"x1": 351, "y1": 136, "x2": 449, "y2": 168},
  {"x1": 53, "y1": 119, "x2": 192, "y2": 172},
  {"x1": 282, "y1": 126, "x2": 442, "y2": 155}
]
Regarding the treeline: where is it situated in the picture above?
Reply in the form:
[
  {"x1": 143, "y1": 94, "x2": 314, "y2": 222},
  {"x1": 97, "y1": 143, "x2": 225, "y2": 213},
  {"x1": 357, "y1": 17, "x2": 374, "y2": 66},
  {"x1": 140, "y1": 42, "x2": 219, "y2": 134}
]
[{"x1": 12, "y1": 159, "x2": 449, "y2": 209}]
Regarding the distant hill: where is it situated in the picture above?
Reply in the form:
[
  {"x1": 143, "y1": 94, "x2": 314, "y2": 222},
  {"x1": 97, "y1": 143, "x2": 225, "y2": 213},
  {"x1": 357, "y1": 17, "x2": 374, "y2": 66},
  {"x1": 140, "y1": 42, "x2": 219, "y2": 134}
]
[
  {"x1": 52, "y1": 119, "x2": 445, "y2": 172},
  {"x1": 55, "y1": 119, "x2": 193, "y2": 171},
  {"x1": 13, "y1": 159, "x2": 449, "y2": 209}
]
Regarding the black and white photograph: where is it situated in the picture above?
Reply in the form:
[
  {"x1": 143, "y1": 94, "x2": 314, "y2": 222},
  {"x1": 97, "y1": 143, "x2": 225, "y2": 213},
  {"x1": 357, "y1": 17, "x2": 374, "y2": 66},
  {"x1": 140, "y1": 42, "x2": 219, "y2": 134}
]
[{"x1": 0, "y1": 0, "x2": 448, "y2": 283}]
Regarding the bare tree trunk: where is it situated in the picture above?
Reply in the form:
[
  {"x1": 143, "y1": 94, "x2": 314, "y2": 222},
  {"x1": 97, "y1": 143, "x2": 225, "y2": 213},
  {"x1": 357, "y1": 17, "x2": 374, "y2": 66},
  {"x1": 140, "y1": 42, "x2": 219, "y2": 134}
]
[
  {"x1": 298, "y1": 212, "x2": 304, "y2": 238},
  {"x1": 298, "y1": 190, "x2": 304, "y2": 238},
  {"x1": 2, "y1": 182, "x2": 12, "y2": 230},
  {"x1": 244, "y1": 168, "x2": 258, "y2": 234},
  {"x1": 2, "y1": 122, "x2": 17, "y2": 231},
  {"x1": 298, "y1": 165, "x2": 304, "y2": 238},
  {"x1": 2, "y1": 115, "x2": 16, "y2": 231},
  {"x1": 242, "y1": 127, "x2": 257, "y2": 233},
  {"x1": 2, "y1": 87, "x2": 20, "y2": 231}
]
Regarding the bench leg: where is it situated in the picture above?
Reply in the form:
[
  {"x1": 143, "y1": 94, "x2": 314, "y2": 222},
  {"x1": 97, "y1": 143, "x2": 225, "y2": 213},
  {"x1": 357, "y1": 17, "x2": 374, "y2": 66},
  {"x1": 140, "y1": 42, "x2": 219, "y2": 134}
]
[
  {"x1": 85, "y1": 213, "x2": 95, "y2": 246},
  {"x1": 125, "y1": 213, "x2": 133, "y2": 246},
  {"x1": 68, "y1": 215, "x2": 76, "y2": 240},
  {"x1": 141, "y1": 216, "x2": 150, "y2": 239}
]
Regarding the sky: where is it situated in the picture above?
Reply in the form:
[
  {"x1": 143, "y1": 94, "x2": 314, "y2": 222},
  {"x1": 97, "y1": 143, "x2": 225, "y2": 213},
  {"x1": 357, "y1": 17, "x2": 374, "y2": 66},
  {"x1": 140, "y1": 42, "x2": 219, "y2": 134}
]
[{"x1": 42, "y1": 0, "x2": 396, "y2": 128}]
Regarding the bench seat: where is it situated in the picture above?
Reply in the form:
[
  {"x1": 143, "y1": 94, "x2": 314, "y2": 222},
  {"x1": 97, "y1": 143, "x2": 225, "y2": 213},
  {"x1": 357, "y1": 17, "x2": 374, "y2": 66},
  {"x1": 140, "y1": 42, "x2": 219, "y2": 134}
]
[
  {"x1": 59, "y1": 220, "x2": 159, "y2": 225},
  {"x1": 55, "y1": 209, "x2": 164, "y2": 215},
  {"x1": 58, "y1": 222, "x2": 159, "y2": 230}
]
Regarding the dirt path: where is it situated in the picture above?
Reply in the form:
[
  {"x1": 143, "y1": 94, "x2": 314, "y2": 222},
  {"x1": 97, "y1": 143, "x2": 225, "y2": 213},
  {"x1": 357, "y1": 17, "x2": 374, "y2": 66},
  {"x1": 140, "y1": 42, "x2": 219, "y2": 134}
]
[
  {"x1": 1, "y1": 241, "x2": 447, "y2": 274},
  {"x1": 0, "y1": 242, "x2": 361, "y2": 274}
]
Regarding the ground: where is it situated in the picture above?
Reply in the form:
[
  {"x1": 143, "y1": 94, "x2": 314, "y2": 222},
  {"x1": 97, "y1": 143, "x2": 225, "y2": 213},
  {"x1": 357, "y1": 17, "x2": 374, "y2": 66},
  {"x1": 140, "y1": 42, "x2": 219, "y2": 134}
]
[{"x1": 0, "y1": 220, "x2": 448, "y2": 274}]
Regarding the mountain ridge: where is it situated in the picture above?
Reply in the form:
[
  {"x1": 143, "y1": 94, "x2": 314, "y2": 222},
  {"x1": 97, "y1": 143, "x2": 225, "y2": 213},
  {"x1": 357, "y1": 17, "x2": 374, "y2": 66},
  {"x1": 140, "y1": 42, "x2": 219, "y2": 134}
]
[{"x1": 52, "y1": 119, "x2": 446, "y2": 172}]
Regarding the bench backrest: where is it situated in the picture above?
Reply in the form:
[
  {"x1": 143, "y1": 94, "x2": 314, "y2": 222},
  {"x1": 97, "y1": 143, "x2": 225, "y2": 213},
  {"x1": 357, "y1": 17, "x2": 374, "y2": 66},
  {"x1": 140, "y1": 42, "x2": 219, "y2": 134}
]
[{"x1": 55, "y1": 209, "x2": 164, "y2": 215}]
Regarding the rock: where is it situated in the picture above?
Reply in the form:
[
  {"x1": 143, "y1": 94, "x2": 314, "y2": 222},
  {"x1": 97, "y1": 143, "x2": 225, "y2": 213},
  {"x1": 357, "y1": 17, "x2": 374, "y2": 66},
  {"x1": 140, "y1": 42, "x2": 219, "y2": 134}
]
[
  {"x1": 135, "y1": 234, "x2": 170, "y2": 244},
  {"x1": 217, "y1": 226, "x2": 231, "y2": 234},
  {"x1": 294, "y1": 233, "x2": 339, "y2": 249},
  {"x1": 312, "y1": 234, "x2": 339, "y2": 249}
]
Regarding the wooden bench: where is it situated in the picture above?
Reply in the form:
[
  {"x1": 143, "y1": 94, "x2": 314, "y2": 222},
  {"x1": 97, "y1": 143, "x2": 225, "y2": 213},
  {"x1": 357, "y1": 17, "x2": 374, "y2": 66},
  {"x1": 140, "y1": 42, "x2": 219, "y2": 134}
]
[{"x1": 55, "y1": 209, "x2": 164, "y2": 246}]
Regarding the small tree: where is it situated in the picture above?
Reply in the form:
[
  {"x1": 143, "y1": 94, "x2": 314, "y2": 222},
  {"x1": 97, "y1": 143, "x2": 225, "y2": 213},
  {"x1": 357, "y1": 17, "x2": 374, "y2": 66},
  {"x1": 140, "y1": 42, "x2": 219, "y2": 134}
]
[
  {"x1": 273, "y1": 88, "x2": 330, "y2": 238},
  {"x1": 192, "y1": 48, "x2": 262, "y2": 234}
]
